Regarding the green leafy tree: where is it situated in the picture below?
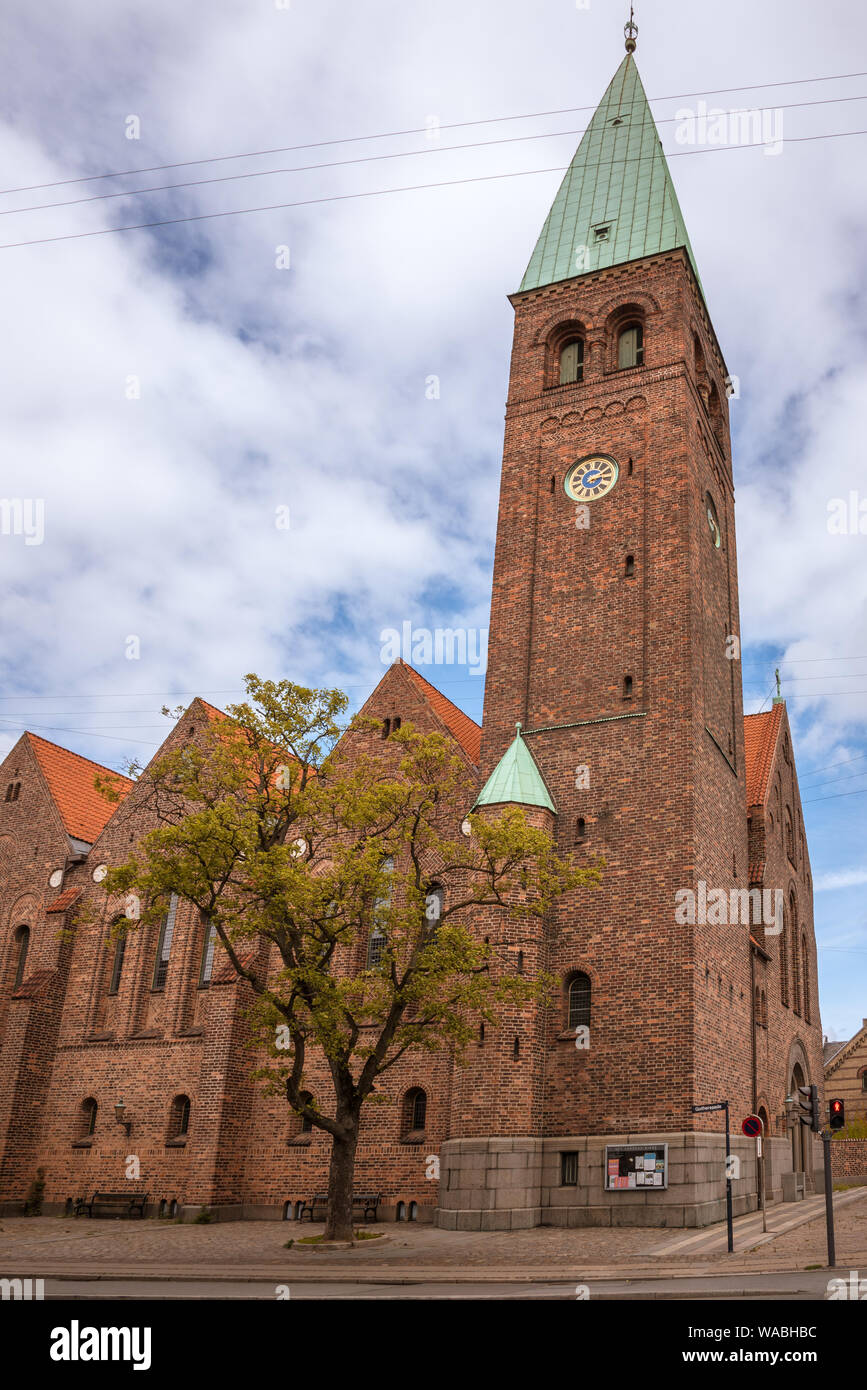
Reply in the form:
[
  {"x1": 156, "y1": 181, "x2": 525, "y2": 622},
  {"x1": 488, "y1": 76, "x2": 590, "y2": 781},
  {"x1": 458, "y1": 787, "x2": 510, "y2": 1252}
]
[{"x1": 101, "y1": 676, "x2": 600, "y2": 1241}]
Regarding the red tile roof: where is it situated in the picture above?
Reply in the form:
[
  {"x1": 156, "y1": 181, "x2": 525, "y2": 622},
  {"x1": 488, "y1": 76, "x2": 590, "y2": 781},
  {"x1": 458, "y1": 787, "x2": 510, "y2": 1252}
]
[
  {"x1": 26, "y1": 734, "x2": 133, "y2": 843},
  {"x1": 400, "y1": 662, "x2": 482, "y2": 764},
  {"x1": 743, "y1": 706, "x2": 783, "y2": 807},
  {"x1": 45, "y1": 888, "x2": 81, "y2": 915}
]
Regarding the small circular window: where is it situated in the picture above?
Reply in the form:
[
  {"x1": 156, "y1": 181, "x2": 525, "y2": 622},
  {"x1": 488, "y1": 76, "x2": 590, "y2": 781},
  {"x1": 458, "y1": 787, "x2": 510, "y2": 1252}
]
[{"x1": 706, "y1": 494, "x2": 722, "y2": 548}]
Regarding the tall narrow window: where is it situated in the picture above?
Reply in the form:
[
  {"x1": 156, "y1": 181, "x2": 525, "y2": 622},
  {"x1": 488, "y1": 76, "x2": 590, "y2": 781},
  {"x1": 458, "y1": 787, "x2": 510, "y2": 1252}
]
[
  {"x1": 168, "y1": 1094, "x2": 191, "y2": 1140},
  {"x1": 108, "y1": 933, "x2": 126, "y2": 996},
  {"x1": 617, "y1": 323, "x2": 644, "y2": 369},
  {"x1": 567, "y1": 972, "x2": 591, "y2": 1030},
  {"x1": 152, "y1": 894, "x2": 178, "y2": 991},
  {"x1": 791, "y1": 894, "x2": 801, "y2": 1016},
  {"x1": 801, "y1": 935, "x2": 810, "y2": 1023},
  {"x1": 80, "y1": 1097, "x2": 98, "y2": 1139},
  {"x1": 424, "y1": 884, "x2": 444, "y2": 929},
  {"x1": 623, "y1": 675, "x2": 633, "y2": 699},
  {"x1": 559, "y1": 338, "x2": 584, "y2": 385},
  {"x1": 12, "y1": 925, "x2": 30, "y2": 989},
  {"x1": 779, "y1": 906, "x2": 789, "y2": 1007},
  {"x1": 403, "y1": 1088, "x2": 427, "y2": 1136},
  {"x1": 368, "y1": 858, "x2": 393, "y2": 967},
  {"x1": 198, "y1": 917, "x2": 217, "y2": 987},
  {"x1": 624, "y1": 554, "x2": 635, "y2": 576}
]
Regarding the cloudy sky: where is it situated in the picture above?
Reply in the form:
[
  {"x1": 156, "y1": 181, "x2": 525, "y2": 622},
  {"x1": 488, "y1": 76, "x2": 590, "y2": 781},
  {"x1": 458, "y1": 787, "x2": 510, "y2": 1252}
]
[{"x1": 0, "y1": 0, "x2": 865, "y2": 1037}]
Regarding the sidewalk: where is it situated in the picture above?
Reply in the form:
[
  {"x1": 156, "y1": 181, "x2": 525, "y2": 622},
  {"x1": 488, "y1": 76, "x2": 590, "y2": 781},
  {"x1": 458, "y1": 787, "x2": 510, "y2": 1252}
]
[{"x1": 1, "y1": 1187, "x2": 864, "y2": 1285}]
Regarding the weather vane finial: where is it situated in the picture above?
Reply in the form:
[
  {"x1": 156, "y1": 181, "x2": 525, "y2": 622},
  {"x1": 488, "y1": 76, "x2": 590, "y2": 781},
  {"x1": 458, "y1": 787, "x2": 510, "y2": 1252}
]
[{"x1": 625, "y1": 4, "x2": 638, "y2": 53}]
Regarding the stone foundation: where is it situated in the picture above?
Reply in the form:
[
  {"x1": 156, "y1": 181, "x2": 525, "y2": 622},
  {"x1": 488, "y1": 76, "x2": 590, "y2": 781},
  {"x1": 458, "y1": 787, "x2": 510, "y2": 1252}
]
[{"x1": 436, "y1": 1132, "x2": 814, "y2": 1231}]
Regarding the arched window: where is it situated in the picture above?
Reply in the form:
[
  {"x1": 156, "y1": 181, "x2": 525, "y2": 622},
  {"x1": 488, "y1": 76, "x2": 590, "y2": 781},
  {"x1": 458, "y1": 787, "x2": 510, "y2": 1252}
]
[
  {"x1": 152, "y1": 894, "x2": 178, "y2": 991},
  {"x1": 402, "y1": 1088, "x2": 427, "y2": 1135},
  {"x1": 80, "y1": 1097, "x2": 98, "y2": 1139},
  {"x1": 623, "y1": 675, "x2": 633, "y2": 700},
  {"x1": 790, "y1": 893, "x2": 801, "y2": 1016},
  {"x1": 754, "y1": 984, "x2": 761, "y2": 1024},
  {"x1": 617, "y1": 322, "x2": 644, "y2": 369},
  {"x1": 168, "y1": 1095, "x2": 191, "y2": 1140},
  {"x1": 424, "y1": 883, "x2": 444, "y2": 929},
  {"x1": 801, "y1": 934, "x2": 810, "y2": 1023},
  {"x1": 779, "y1": 905, "x2": 789, "y2": 1007},
  {"x1": 108, "y1": 932, "x2": 126, "y2": 996},
  {"x1": 575, "y1": 816, "x2": 586, "y2": 843},
  {"x1": 784, "y1": 809, "x2": 795, "y2": 865},
  {"x1": 287, "y1": 1087, "x2": 315, "y2": 1137},
  {"x1": 761, "y1": 990, "x2": 767, "y2": 1027},
  {"x1": 368, "y1": 857, "x2": 393, "y2": 966},
  {"x1": 12, "y1": 925, "x2": 30, "y2": 989},
  {"x1": 567, "y1": 972, "x2": 591, "y2": 1030},
  {"x1": 198, "y1": 917, "x2": 217, "y2": 987},
  {"x1": 559, "y1": 337, "x2": 584, "y2": 385}
]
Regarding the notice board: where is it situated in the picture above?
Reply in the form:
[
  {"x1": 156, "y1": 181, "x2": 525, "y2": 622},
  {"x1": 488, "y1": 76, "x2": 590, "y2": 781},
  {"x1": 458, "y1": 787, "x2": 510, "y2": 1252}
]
[{"x1": 604, "y1": 1142, "x2": 668, "y2": 1191}]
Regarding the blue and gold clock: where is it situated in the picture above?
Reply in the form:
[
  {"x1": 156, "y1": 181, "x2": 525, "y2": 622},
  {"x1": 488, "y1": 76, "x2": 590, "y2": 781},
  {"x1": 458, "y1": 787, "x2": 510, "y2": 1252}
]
[{"x1": 564, "y1": 454, "x2": 619, "y2": 502}]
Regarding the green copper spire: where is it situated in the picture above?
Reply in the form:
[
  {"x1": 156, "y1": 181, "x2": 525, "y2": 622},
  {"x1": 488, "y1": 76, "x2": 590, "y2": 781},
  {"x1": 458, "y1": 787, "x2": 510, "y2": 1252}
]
[
  {"x1": 474, "y1": 724, "x2": 556, "y2": 814},
  {"x1": 518, "y1": 53, "x2": 703, "y2": 295}
]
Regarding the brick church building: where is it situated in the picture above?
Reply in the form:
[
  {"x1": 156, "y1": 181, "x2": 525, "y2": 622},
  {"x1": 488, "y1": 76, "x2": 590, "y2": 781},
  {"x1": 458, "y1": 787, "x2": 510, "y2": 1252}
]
[{"x1": 0, "y1": 32, "x2": 825, "y2": 1228}]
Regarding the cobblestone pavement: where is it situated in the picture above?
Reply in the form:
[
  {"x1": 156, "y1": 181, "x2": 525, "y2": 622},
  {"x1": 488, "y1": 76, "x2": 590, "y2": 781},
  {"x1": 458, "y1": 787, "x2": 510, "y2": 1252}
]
[{"x1": 1, "y1": 1191, "x2": 865, "y2": 1278}]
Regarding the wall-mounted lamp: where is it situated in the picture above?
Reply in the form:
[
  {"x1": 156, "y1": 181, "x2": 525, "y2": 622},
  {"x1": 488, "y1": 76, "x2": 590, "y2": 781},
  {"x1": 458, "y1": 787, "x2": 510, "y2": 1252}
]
[{"x1": 114, "y1": 1099, "x2": 133, "y2": 1136}]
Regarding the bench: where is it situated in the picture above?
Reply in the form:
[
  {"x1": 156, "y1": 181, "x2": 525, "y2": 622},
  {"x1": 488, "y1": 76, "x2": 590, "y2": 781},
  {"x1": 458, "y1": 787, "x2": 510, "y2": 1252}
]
[
  {"x1": 74, "y1": 1191, "x2": 149, "y2": 1219},
  {"x1": 298, "y1": 1192, "x2": 382, "y2": 1223}
]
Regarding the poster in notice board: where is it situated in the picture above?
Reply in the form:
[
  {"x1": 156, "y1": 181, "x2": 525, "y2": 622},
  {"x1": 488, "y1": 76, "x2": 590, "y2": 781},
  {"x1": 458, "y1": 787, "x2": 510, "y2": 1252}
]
[{"x1": 604, "y1": 1143, "x2": 668, "y2": 1191}]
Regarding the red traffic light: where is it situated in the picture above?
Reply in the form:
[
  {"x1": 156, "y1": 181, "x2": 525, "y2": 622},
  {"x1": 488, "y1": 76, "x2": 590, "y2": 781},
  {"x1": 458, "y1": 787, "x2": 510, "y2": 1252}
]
[{"x1": 829, "y1": 1098, "x2": 845, "y2": 1131}]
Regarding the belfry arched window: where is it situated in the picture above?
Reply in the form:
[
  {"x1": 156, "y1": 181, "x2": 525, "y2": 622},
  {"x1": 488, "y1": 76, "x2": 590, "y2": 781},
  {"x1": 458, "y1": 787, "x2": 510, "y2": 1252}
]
[
  {"x1": 559, "y1": 338, "x2": 584, "y2": 385},
  {"x1": 617, "y1": 322, "x2": 644, "y2": 369}
]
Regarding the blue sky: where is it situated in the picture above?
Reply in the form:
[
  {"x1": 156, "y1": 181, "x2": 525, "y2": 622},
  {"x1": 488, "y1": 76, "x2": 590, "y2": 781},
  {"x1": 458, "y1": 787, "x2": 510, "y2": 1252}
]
[{"x1": 0, "y1": 0, "x2": 864, "y2": 1038}]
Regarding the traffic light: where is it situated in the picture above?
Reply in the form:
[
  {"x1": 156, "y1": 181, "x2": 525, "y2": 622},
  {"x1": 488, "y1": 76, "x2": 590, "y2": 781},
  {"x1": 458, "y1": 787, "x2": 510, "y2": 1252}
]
[
  {"x1": 798, "y1": 1084, "x2": 821, "y2": 1132},
  {"x1": 829, "y1": 1098, "x2": 845, "y2": 1131}
]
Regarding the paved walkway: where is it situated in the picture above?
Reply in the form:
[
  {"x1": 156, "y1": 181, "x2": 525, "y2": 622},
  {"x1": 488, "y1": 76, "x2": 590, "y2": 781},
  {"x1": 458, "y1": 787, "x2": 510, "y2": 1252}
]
[
  {"x1": 648, "y1": 1187, "x2": 866, "y2": 1257},
  {"x1": 1, "y1": 1187, "x2": 864, "y2": 1286}
]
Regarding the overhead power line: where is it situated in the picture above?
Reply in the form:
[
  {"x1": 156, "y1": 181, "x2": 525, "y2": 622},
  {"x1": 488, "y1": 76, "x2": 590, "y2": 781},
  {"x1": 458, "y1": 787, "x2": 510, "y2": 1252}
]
[
  {"x1": 5, "y1": 93, "x2": 865, "y2": 221},
  {"x1": 4, "y1": 67, "x2": 865, "y2": 197},
  {"x1": 2, "y1": 127, "x2": 865, "y2": 252}
]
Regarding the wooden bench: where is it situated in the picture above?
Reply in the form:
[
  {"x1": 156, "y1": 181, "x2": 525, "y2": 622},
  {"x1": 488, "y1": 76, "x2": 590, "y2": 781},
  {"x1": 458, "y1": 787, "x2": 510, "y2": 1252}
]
[
  {"x1": 298, "y1": 1192, "x2": 382, "y2": 1223},
  {"x1": 74, "y1": 1191, "x2": 149, "y2": 1219}
]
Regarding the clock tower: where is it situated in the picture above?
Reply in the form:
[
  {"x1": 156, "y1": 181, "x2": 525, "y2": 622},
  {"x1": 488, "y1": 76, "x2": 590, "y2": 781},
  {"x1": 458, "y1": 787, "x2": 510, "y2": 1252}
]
[{"x1": 440, "y1": 26, "x2": 756, "y2": 1229}]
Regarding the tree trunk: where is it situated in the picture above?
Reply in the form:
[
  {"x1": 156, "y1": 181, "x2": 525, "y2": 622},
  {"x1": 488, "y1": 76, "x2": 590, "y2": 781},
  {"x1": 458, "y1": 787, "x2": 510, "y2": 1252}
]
[{"x1": 324, "y1": 1125, "x2": 359, "y2": 1241}]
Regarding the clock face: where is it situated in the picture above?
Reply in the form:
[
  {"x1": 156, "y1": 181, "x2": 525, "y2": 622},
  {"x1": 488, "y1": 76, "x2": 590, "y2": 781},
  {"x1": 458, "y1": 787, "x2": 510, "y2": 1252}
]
[
  {"x1": 48, "y1": 868, "x2": 64, "y2": 888},
  {"x1": 92, "y1": 863, "x2": 108, "y2": 883},
  {"x1": 706, "y1": 495, "x2": 722, "y2": 548},
  {"x1": 564, "y1": 454, "x2": 619, "y2": 502}
]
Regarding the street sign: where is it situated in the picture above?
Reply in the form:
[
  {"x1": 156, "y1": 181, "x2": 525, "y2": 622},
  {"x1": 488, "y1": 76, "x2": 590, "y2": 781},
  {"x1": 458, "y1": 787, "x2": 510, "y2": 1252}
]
[
  {"x1": 742, "y1": 1114, "x2": 762, "y2": 1137},
  {"x1": 691, "y1": 1100, "x2": 733, "y2": 1251}
]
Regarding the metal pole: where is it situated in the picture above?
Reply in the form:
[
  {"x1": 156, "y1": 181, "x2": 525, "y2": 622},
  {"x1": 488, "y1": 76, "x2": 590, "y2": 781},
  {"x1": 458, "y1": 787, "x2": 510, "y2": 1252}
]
[
  {"x1": 822, "y1": 1132, "x2": 836, "y2": 1268},
  {"x1": 725, "y1": 1100, "x2": 733, "y2": 1253},
  {"x1": 758, "y1": 1118, "x2": 767, "y2": 1234}
]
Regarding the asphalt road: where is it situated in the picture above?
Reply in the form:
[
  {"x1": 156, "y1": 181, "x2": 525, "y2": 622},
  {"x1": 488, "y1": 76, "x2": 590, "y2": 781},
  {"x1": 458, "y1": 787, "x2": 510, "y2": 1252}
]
[{"x1": 40, "y1": 1270, "x2": 839, "y2": 1300}]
